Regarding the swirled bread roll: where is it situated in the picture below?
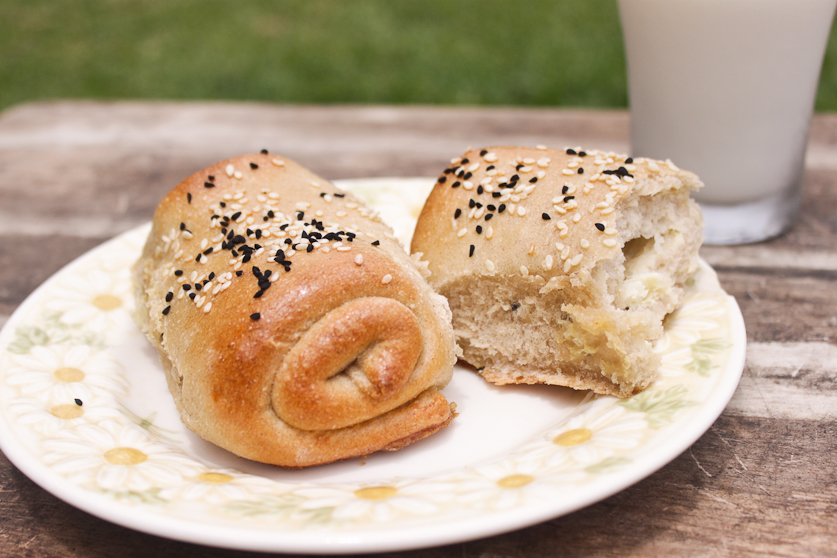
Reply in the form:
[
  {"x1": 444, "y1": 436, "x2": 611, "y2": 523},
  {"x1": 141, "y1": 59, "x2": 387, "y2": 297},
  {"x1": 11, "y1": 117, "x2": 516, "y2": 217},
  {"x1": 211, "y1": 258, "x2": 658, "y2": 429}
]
[
  {"x1": 133, "y1": 153, "x2": 456, "y2": 467},
  {"x1": 411, "y1": 147, "x2": 703, "y2": 397}
]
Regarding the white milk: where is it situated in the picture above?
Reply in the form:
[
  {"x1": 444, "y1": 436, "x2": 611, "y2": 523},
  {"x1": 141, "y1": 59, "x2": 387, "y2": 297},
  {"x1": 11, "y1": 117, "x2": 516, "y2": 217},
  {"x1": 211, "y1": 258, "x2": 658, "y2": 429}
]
[{"x1": 619, "y1": 0, "x2": 836, "y2": 206}]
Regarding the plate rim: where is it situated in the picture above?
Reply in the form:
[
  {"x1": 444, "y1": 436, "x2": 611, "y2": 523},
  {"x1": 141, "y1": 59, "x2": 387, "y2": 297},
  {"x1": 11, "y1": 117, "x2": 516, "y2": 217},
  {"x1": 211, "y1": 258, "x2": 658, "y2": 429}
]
[{"x1": 0, "y1": 178, "x2": 746, "y2": 554}]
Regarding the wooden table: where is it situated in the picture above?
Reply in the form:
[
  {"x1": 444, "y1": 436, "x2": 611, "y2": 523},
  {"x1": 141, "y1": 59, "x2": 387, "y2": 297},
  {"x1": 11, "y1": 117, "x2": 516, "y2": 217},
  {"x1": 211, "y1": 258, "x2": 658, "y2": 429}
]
[{"x1": 0, "y1": 101, "x2": 835, "y2": 557}]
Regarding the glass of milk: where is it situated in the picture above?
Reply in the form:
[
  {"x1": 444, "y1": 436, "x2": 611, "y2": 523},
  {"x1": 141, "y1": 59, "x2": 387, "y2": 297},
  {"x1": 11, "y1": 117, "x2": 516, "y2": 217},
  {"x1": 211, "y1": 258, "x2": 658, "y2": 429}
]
[{"x1": 618, "y1": 0, "x2": 837, "y2": 244}]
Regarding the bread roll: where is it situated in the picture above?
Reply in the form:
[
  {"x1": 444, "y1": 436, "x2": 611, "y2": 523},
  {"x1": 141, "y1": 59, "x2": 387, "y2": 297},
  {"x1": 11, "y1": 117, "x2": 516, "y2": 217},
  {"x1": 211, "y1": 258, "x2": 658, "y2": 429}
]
[
  {"x1": 411, "y1": 147, "x2": 703, "y2": 397},
  {"x1": 133, "y1": 153, "x2": 456, "y2": 467}
]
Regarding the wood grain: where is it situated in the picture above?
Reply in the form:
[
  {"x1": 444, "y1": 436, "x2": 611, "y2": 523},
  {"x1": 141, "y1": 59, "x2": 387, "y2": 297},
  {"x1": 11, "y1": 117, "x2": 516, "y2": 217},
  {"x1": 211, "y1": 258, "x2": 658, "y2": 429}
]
[{"x1": 1, "y1": 101, "x2": 836, "y2": 557}]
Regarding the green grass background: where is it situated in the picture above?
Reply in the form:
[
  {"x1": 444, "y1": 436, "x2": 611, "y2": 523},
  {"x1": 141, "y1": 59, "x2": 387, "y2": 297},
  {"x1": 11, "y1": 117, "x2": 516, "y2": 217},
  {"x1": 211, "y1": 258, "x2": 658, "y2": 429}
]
[{"x1": 3, "y1": 0, "x2": 837, "y2": 112}]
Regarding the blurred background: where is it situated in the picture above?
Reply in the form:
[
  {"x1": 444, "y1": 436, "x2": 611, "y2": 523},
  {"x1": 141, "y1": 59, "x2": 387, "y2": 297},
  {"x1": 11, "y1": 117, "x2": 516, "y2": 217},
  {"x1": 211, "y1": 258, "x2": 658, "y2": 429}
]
[{"x1": 5, "y1": 0, "x2": 837, "y2": 112}]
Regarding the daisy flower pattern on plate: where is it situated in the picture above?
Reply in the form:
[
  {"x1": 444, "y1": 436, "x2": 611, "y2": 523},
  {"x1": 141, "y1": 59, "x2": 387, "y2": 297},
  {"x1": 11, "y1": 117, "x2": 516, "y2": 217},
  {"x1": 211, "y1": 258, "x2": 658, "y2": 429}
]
[
  {"x1": 159, "y1": 469, "x2": 278, "y2": 504},
  {"x1": 4, "y1": 344, "x2": 127, "y2": 404},
  {"x1": 293, "y1": 478, "x2": 456, "y2": 523},
  {"x1": 451, "y1": 456, "x2": 577, "y2": 511},
  {"x1": 6, "y1": 395, "x2": 123, "y2": 437},
  {"x1": 543, "y1": 398, "x2": 648, "y2": 466},
  {"x1": 44, "y1": 267, "x2": 134, "y2": 334},
  {"x1": 662, "y1": 293, "x2": 727, "y2": 347},
  {"x1": 42, "y1": 419, "x2": 200, "y2": 491}
]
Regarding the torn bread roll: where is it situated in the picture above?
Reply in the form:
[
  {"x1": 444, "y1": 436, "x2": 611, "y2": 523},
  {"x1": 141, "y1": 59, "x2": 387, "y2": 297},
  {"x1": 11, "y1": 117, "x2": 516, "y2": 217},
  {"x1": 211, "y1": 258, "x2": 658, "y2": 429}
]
[
  {"x1": 411, "y1": 146, "x2": 704, "y2": 398},
  {"x1": 133, "y1": 153, "x2": 456, "y2": 467}
]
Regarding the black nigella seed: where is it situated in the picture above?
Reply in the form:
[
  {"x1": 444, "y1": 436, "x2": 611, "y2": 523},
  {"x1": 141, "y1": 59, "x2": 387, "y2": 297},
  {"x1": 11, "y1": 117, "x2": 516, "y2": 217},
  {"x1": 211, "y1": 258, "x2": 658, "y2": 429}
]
[
  {"x1": 485, "y1": 213, "x2": 493, "y2": 221},
  {"x1": 476, "y1": 225, "x2": 483, "y2": 234},
  {"x1": 261, "y1": 149, "x2": 268, "y2": 154},
  {"x1": 162, "y1": 305, "x2": 171, "y2": 315},
  {"x1": 251, "y1": 312, "x2": 261, "y2": 320},
  {"x1": 231, "y1": 212, "x2": 242, "y2": 221},
  {"x1": 469, "y1": 199, "x2": 476, "y2": 208},
  {"x1": 529, "y1": 177, "x2": 537, "y2": 183},
  {"x1": 236, "y1": 270, "x2": 244, "y2": 276},
  {"x1": 174, "y1": 270, "x2": 183, "y2": 276},
  {"x1": 486, "y1": 165, "x2": 495, "y2": 171},
  {"x1": 254, "y1": 290, "x2": 264, "y2": 299},
  {"x1": 579, "y1": 151, "x2": 587, "y2": 157},
  {"x1": 480, "y1": 149, "x2": 488, "y2": 156},
  {"x1": 564, "y1": 196, "x2": 575, "y2": 202},
  {"x1": 487, "y1": 205, "x2": 496, "y2": 211},
  {"x1": 165, "y1": 292, "x2": 173, "y2": 302},
  {"x1": 577, "y1": 168, "x2": 584, "y2": 174},
  {"x1": 469, "y1": 245, "x2": 475, "y2": 257},
  {"x1": 204, "y1": 182, "x2": 214, "y2": 188},
  {"x1": 566, "y1": 148, "x2": 577, "y2": 155},
  {"x1": 306, "y1": 244, "x2": 314, "y2": 253},
  {"x1": 438, "y1": 176, "x2": 447, "y2": 183},
  {"x1": 189, "y1": 292, "x2": 196, "y2": 300},
  {"x1": 464, "y1": 172, "x2": 472, "y2": 180},
  {"x1": 492, "y1": 192, "x2": 502, "y2": 198},
  {"x1": 250, "y1": 162, "x2": 259, "y2": 169},
  {"x1": 625, "y1": 157, "x2": 633, "y2": 164},
  {"x1": 542, "y1": 213, "x2": 551, "y2": 220},
  {"x1": 74, "y1": 398, "x2": 83, "y2": 406},
  {"x1": 452, "y1": 181, "x2": 461, "y2": 188},
  {"x1": 498, "y1": 204, "x2": 506, "y2": 213},
  {"x1": 454, "y1": 208, "x2": 462, "y2": 219},
  {"x1": 511, "y1": 174, "x2": 519, "y2": 182},
  {"x1": 461, "y1": 158, "x2": 470, "y2": 164},
  {"x1": 372, "y1": 240, "x2": 380, "y2": 246},
  {"x1": 477, "y1": 185, "x2": 484, "y2": 195},
  {"x1": 595, "y1": 223, "x2": 606, "y2": 231},
  {"x1": 180, "y1": 222, "x2": 186, "y2": 230},
  {"x1": 562, "y1": 185, "x2": 569, "y2": 194},
  {"x1": 187, "y1": 193, "x2": 192, "y2": 203}
]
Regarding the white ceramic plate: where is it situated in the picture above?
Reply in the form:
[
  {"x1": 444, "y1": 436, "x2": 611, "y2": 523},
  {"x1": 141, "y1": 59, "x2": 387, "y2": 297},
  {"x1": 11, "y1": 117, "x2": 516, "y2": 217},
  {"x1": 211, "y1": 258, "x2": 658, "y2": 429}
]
[{"x1": 0, "y1": 178, "x2": 745, "y2": 554}]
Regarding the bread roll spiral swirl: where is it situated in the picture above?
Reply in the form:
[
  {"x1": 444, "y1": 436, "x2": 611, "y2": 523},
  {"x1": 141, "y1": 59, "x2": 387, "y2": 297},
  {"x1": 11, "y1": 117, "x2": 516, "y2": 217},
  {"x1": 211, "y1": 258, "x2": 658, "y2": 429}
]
[{"x1": 134, "y1": 154, "x2": 455, "y2": 467}]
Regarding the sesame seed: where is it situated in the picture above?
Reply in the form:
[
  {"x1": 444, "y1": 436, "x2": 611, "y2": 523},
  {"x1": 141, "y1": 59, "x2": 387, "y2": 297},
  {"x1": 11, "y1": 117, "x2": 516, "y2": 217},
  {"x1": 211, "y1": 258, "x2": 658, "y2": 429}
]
[
  {"x1": 354, "y1": 255, "x2": 364, "y2": 265},
  {"x1": 602, "y1": 238, "x2": 618, "y2": 247},
  {"x1": 518, "y1": 206, "x2": 527, "y2": 216},
  {"x1": 484, "y1": 153, "x2": 498, "y2": 162},
  {"x1": 485, "y1": 259, "x2": 495, "y2": 272},
  {"x1": 544, "y1": 255, "x2": 554, "y2": 270},
  {"x1": 382, "y1": 274, "x2": 393, "y2": 284},
  {"x1": 234, "y1": 171, "x2": 243, "y2": 180},
  {"x1": 580, "y1": 238, "x2": 590, "y2": 249},
  {"x1": 203, "y1": 302, "x2": 213, "y2": 313},
  {"x1": 520, "y1": 265, "x2": 529, "y2": 276},
  {"x1": 225, "y1": 164, "x2": 234, "y2": 177},
  {"x1": 562, "y1": 169, "x2": 574, "y2": 176},
  {"x1": 457, "y1": 228, "x2": 468, "y2": 238}
]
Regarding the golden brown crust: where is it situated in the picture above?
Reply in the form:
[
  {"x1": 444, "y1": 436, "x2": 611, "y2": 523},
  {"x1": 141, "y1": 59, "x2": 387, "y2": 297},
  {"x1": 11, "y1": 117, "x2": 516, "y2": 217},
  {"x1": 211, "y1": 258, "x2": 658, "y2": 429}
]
[
  {"x1": 411, "y1": 146, "x2": 703, "y2": 397},
  {"x1": 134, "y1": 153, "x2": 456, "y2": 467}
]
